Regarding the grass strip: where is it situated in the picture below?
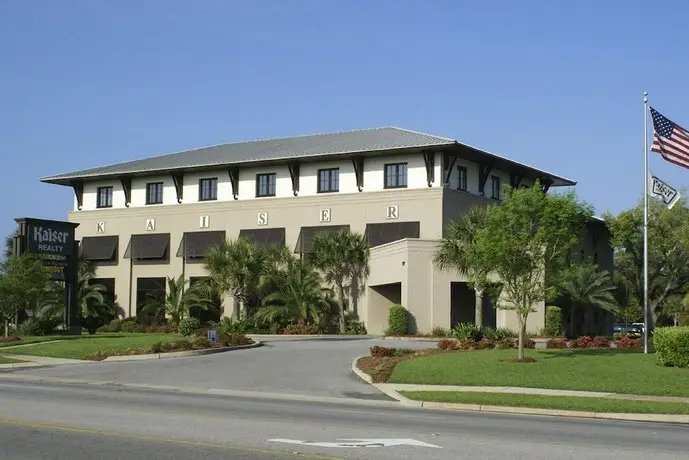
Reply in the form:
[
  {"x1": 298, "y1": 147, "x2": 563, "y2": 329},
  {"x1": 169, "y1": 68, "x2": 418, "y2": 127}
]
[{"x1": 400, "y1": 391, "x2": 689, "y2": 415}]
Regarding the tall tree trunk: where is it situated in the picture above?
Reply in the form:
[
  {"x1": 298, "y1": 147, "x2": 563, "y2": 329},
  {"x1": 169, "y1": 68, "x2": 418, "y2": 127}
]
[
  {"x1": 337, "y1": 282, "x2": 346, "y2": 334},
  {"x1": 4, "y1": 320, "x2": 8, "y2": 338},
  {"x1": 517, "y1": 315, "x2": 526, "y2": 360},
  {"x1": 474, "y1": 290, "x2": 483, "y2": 328},
  {"x1": 350, "y1": 278, "x2": 360, "y2": 319}
]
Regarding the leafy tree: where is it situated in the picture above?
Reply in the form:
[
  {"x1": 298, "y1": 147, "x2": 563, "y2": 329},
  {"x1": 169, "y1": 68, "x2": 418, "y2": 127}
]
[
  {"x1": 435, "y1": 206, "x2": 491, "y2": 327},
  {"x1": 3, "y1": 231, "x2": 17, "y2": 260},
  {"x1": 440, "y1": 183, "x2": 592, "y2": 359},
  {"x1": 560, "y1": 262, "x2": 619, "y2": 336},
  {"x1": 309, "y1": 230, "x2": 370, "y2": 334},
  {"x1": 605, "y1": 197, "x2": 689, "y2": 328},
  {"x1": 0, "y1": 254, "x2": 51, "y2": 336},
  {"x1": 345, "y1": 233, "x2": 371, "y2": 319},
  {"x1": 203, "y1": 238, "x2": 290, "y2": 318},
  {"x1": 254, "y1": 260, "x2": 328, "y2": 325},
  {"x1": 141, "y1": 275, "x2": 212, "y2": 327}
]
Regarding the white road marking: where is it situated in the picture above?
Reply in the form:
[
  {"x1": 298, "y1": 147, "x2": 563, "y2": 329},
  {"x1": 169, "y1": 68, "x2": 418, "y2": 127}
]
[{"x1": 269, "y1": 438, "x2": 442, "y2": 448}]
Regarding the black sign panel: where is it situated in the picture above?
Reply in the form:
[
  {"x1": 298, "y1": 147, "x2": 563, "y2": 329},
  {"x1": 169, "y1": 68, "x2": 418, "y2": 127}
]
[{"x1": 14, "y1": 218, "x2": 79, "y2": 282}]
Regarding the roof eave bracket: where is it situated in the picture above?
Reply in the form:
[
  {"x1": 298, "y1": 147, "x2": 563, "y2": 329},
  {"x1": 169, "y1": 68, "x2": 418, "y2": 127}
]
[
  {"x1": 71, "y1": 180, "x2": 84, "y2": 211},
  {"x1": 479, "y1": 164, "x2": 493, "y2": 196},
  {"x1": 228, "y1": 167, "x2": 239, "y2": 200},
  {"x1": 540, "y1": 178, "x2": 553, "y2": 194},
  {"x1": 510, "y1": 172, "x2": 523, "y2": 189},
  {"x1": 423, "y1": 151, "x2": 435, "y2": 187},
  {"x1": 171, "y1": 173, "x2": 184, "y2": 204},
  {"x1": 442, "y1": 151, "x2": 458, "y2": 186},
  {"x1": 288, "y1": 162, "x2": 300, "y2": 196},
  {"x1": 119, "y1": 177, "x2": 132, "y2": 207},
  {"x1": 352, "y1": 157, "x2": 364, "y2": 192}
]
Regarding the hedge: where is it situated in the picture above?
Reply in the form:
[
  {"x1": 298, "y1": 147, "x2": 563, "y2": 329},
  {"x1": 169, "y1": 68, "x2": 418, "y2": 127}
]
[
  {"x1": 544, "y1": 306, "x2": 562, "y2": 337},
  {"x1": 387, "y1": 304, "x2": 408, "y2": 336},
  {"x1": 654, "y1": 326, "x2": 689, "y2": 368}
]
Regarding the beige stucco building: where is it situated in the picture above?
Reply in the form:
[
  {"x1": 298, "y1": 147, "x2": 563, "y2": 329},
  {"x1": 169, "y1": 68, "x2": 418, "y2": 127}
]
[{"x1": 41, "y1": 127, "x2": 586, "y2": 335}]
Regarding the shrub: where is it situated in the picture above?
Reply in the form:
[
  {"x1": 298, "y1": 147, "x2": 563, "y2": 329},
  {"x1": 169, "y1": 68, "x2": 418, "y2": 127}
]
[
  {"x1": 102, "y1": 319, "x2": 123, "y2": 333},
  {"x1": 178, "y1": 317, "x2": 201, "y2": 337},
  {"x1": 615, "y1": 336, "x2": 643, "y2": 349},
  {"x1": 150, "y1": 341, "x2": 163, "y2": 353},
  {"x1": 0, "y1": 336, "x2": 20, "y2": 343},
  {"x1": 567, "y1": 339, "x2": 579, "y2": 348},
  {"x1": 496, "y1": 338, "x2": 516, "y2": 349},
  {"x1": 524, "y1": 338, "x2": 536, "y2": 349},
  {"x1": 437, "y1": 338, "x2": 459, "y2": 350},
  {"x1": 576, "y1": 336, "x2": 593, "y2": 348},
  {"x1": 452, "y1": 322, "x2": 483, "y2": 342},
  {"x1": 17, "y1": 317, "x2": 60, "y2": 336},
  {"x1": 190, "y1": 336, "x2": 211, "y2": 349},
  {"x1": 591, "y1": 336, "x2": 610, "y2": 348},
  {"x1": 544, "y1": 306, "x2": 562, "y2": 337},
  {"x1": 473, "y1": 338, "x2": 495, "y2": 350},
  {"x1": 386, "y1": 304, "x2": 408, "y2": 336},
  {"x1": 219, "y1": 333, "x2": 252, "y2": 347},
  {"x1": 654, "y1": 327, "x2": 689, "y2": 368},
  {"x1": 483, "y1": 327, "x2": 515, "y2": 341},
  {"x1": 284, "y1": 322, "x2": 317, "y2": 335},
  {"x1": 546, "y1": 338, "x2": 567, "y2": 349},
  {"x1": 121, "y1": 320, "x2": 143, "y2": 333},
  {"x1": 345, "y1": 320, "x2": 367, "y2": 335},
  {"x1": 370, "y1": 345, "x2": 395, "y2": 357},
  {"x1": 218, "y1": 317, "x2": 254, "y2": 335},
  {"x1": 431, "y1": 326, "x2": 450, "y2": 338}
]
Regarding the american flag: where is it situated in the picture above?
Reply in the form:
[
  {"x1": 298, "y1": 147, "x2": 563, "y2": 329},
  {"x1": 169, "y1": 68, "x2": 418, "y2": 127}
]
[{"x1": 650, "y1": 107, "x2": 689, "y2": 170}]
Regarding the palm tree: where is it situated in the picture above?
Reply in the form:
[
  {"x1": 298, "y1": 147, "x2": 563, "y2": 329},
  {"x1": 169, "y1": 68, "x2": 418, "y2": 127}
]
[
  {"x1": 309, "y1": 230, "x2": 370, "y2": 334},
  {"x1": 77, "y1": 262, "x2": 114, "y2": 334},
  {"x1": 204, "y1": 238, "x2": 289, "y2": 319},
  {"x1": 434, "y1": 206, "x2": 489, "y2": 327},
  {"x1": 345, "y1": 234, "x2": 371, "y2": 319},
  {"x1": 141, "y1": 275, "x2": 212, "y2": 327},
  {"x1": 4, "y1": 231, "x2": 18, "y2": 260},
  {"x1": 254, "y1": 260, "x2": 328, "y2": 325},
  {"x1": 561, "y1": 263, "x2": 619, "y2": 337}
]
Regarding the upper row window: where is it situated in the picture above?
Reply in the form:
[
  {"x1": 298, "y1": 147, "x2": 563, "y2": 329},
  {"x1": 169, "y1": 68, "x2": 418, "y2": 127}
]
[
  {"x1": 384, "y1": 162, "x2": 408, "y2": 189},
  {"x1": 256, "y1": 173, "x2": 276, "y2": 197},
  {"x1": 318, "y1": 168, "x2": 339, "y2": 193},
  {"x1": 199, "y1": 178, "x2": 218, "y2": 201},
  {"x1": 97, "y1": 186, "x2": 113, "y2": 208},
  {"x1": 146, "y1": 182, "x2": 164, "y2": 205}
]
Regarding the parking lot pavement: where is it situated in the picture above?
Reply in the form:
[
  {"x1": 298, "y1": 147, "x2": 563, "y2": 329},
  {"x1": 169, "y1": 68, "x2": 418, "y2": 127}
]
[{"x1": 0, "y1": 337, "x2": 433, "y2": 400}]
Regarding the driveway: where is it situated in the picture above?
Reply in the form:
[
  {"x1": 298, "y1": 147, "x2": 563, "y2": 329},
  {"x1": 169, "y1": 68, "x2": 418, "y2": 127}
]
[{"x1": 0, "y1": 337, "x2": 433, "y2": 400}]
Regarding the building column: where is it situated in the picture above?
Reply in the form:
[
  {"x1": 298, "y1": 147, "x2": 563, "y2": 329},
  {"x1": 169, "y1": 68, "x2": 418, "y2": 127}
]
[{"x1": 475, "y1": 289, "x2": 483, "y2": 328}]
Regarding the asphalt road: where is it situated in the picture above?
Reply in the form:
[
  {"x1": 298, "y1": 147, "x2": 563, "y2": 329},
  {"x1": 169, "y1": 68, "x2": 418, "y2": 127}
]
[
  {"x1": 0, "y1": 379, "x2": 686, "y2": 460},
  {"x1": 1, "y1": 337, "x2": 431, "y2": 400}
]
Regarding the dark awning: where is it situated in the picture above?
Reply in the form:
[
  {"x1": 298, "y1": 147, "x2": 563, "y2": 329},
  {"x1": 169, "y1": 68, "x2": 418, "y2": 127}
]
[
  {"x1": 80, "y1": 236, "x2": 118, "y2": 261},
  {"x1": 294, "y1": 225, "x2": 350, "y2": 254},
  {"x1": 238, "y1": 228, "x2": 286, "y2": 247},
  {"x1": 176, "y1": 231, "x2": 226, "y2": 258},
  {"x1": 124, "y1": 233, "x2": 170, "y2": 260},
  {"x1": 365, "y1": 221, "x2": 420, "y2": 247}
]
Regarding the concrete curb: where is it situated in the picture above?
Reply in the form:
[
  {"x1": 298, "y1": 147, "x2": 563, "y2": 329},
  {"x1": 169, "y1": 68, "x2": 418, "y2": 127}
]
[
  {"x1": 350, "y1": 356, "x2": 689, "y2": 424},
  {"x1": 378, "y1": 336, "x2": 441, "y2": 342},
  {"x1": 102, "y1": 340, "x2": 263, "y2": 362}
]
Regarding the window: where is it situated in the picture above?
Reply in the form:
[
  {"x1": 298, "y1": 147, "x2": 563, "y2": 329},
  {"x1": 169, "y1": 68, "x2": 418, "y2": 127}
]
[
  {"x1": 491, "y1": 176, "x2": 501, "y2": 200},
  {"x1": 384, "y1": 163, "x2": 408, "y2": 189},
  {"x1": 96, "y1": 186, "x2": 113, "y2": 208},
  {"x1": 457, "y1": 166, "x2": 467, "y2": 192},
  {"x1": 198, "y1": 178, "x2": 218, "y2": 201},
  {"x1": 256, "y1": 173, "x2": 276, "y2": 197},
  {"x1": 318, "y1": 168, "x2": 339, "y2": 193},
  {"x1": 146, "y1": 182, "x2": 164, "y2": 204}
]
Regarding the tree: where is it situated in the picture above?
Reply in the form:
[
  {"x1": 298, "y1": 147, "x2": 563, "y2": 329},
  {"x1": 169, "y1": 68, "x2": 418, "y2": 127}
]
[
  {"x1": 309, "y1": 230, "x2": 370, "y2": 334},
  {"x1": 254, "y1": 260, "x2": 329, "y2": 325},
  {"x1": 0, "y1": 254, "x2": 51, "y2": 336},
  {"x1": 3, "y1": 230, "x2": 18, "y2": 261},
  {"x1": 77, "y1": 262, "x2": 114, "y2": 334},
  {"x1": 435, "y1": 206, "x2": 490, "y2": 327},
  {"x1": 203, "y1": 238, "x2": 289, "y2": 319},
  {"x1": 141, "y1": 275, "x2": 212, "y2": 327},
  {"x1": 345, "y1": 232, "x2": 371, "y2": 320},
  {"x1": 605, "y1": 197, "x2": 689, "y2": 328},
  {"x1": 560, "y1": 262, "x2": 619, "y2": 336},
  {"x1": 440, "y1": 183, "x2": 592, "y2": 359}
]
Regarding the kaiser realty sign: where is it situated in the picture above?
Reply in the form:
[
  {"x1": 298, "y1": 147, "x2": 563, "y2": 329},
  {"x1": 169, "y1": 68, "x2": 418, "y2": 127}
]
[{"x1": 14, "y1": 217, "x2": 79, "y2": 281}]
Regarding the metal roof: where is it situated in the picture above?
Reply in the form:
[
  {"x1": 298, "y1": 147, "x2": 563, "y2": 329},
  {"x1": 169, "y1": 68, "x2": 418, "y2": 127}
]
[{"x1": 40, "y1": 126, "x2": 575, "y2": 187}]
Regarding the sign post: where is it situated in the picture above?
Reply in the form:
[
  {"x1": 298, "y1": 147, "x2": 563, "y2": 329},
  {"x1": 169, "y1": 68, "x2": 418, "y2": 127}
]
[{"x1": 13, "y1": 217, "x2": 81, "y2": 334}]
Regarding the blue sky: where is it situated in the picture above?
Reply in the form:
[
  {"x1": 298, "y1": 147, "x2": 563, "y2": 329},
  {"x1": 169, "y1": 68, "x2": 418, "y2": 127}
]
[{"x1": 2, "y1": 1, "x2": 688, "y2": 239}]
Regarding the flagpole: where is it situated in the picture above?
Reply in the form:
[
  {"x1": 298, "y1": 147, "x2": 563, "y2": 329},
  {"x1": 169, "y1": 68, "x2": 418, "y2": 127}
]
[{"x1": 643, "y1": 91, "x2": 650, "y2": 354}]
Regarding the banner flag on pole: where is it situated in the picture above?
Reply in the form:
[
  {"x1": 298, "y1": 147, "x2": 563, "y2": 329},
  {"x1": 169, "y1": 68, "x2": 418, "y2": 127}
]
[
  {"x1": 648, "y1": 172, "x2": 681, "y2": 209},
  {"x1": 650, "y1": 107, "x2": 689, "y2": 170}
]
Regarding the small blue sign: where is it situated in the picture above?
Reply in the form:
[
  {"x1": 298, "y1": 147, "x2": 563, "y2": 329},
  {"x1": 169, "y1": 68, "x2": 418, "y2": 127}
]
[{"x1": 207, "y1": 330, "x2": 217, "y2": 344}]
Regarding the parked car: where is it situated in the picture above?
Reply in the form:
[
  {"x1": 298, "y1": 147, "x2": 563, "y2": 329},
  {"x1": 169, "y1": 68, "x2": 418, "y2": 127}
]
[{"x1": 613, "y1": 323, "x2": 642, "y2": 334}]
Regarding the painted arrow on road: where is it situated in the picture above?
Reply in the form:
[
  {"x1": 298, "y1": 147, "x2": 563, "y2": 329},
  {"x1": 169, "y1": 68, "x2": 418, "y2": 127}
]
[{"x1": 269, "y1": 438, "x2": 441, "y2": 448}]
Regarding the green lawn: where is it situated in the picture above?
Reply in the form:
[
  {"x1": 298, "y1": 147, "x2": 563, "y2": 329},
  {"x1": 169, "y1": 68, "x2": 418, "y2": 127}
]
[
  {"x1": 389, "y1": 349, "x2": 689, "y2": 397},
  {"x1": 0, "y1": 357, "x2": 25, "y2": 364},
  {"x1": 1, "y1": 333, "x2": 179, "y2": 359},
  {"x1": 400, "y1": 391, "x2": 689, "y2": 415}
]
